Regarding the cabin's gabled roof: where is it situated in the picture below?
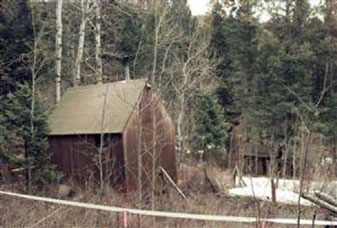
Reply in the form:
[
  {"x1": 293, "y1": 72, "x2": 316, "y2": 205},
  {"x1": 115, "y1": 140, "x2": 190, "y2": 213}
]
[{"x1": 48, "y1": 79, "x2": 146, "y2": 135}]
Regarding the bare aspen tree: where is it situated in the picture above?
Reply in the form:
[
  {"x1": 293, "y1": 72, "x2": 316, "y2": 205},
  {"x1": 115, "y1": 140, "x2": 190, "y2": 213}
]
[
  {"x1": 176, "y1": 31, "x2": 214, "y2": 170},
  {"x1": 150, "y1": 2, "x2": 160, "y2": 212},
  {"x1": 292, "y1": 134, "x2": 298, "y2": 179},
  {"x1": 325, "y1": 0, "x2": 337, "y2": 175},
  {"x1": 150, "y1": 2, "x2": 161, "y2": 85},
  {"x1": 137, "y1": 110, "x2": 143, "y2": 205},
  {"x1": 147, "y1": 1, "x2": 175, "y2": 214},
  {"x1": 91, "y1": 84, "x2": 109, "y2": 227},
  {"x1": 27, "y1": 0, "x2": 38, "y2": 192},
  {"x1": 27, "y1": 0, "x2": 45, "y2": 192},
  {"x1": 148, "y1": 1, "x2": 175, "y2": 212},
  {"x1": 55, "y1": 0, "x2": 63, "y2": 102},
  {"x1": 98, "y1": 85, "x2": 109, "y2": 200},
  {"x1": 74, "y1": 0, "x2": 91, "y2": 87},
  {"x1": 95, "y1": 0, "x2": 103, "y2": 84}
]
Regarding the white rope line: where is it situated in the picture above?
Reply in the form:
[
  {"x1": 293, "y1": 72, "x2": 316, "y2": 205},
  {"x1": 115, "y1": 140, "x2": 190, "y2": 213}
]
[{"x1": 1, "y1": 190, "x2": 337, "y2": 226}]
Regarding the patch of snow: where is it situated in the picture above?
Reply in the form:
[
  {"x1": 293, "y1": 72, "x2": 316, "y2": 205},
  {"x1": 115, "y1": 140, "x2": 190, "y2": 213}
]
[
  {"x1": 229, "y1": 186, "x2": 312, "y2": 206},
  {"x1": 229, "y1": 176, "x2": 337, "y2": 206}
]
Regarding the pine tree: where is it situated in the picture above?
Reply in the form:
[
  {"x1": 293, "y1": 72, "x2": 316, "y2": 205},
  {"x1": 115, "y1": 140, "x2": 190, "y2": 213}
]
[
  {"x1": 1, "y1": 84, "x2": 50, "y2": 178},
  {"x1": 0, "y1": 1, "x2": 59, "y2": 186},
  {"x1": 194, "y1": 93, "x2": 229, "y2": 162},
  {"x1": 0, "y1": 0, "x2": 33, "y2": 94},
  {"x1": 209, "y1": 1, "x2": 258, "y2": 124}
]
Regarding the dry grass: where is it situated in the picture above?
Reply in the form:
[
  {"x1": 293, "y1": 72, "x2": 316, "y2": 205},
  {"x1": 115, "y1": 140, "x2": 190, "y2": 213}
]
[
  {"x1": 0, "y1": 167, "x2": 332, "y2": 228},
  {"x1": 0, "y1": 190, "x2": 326, "y2": 228}
]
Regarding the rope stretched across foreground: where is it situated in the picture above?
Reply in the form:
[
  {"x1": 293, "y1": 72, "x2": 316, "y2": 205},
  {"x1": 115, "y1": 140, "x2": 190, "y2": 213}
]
[{"x1": 1, "y1": 190, "x2": 337, "y2": 226}]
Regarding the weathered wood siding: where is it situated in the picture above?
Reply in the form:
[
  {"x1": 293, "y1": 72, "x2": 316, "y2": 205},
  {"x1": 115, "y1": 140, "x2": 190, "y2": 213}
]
[
  {"x1": 123, "y1": 86, "x2": 177, "y2": 191},
  {"x1": 50, "y1": 135, "x2": 96, "y2": 182},
  {"x1": 49, "y1": 134, "x2": 124, "y2": 186},
  {"x1": 155, "y1": 99, "x2": 177, "y2": 182}
]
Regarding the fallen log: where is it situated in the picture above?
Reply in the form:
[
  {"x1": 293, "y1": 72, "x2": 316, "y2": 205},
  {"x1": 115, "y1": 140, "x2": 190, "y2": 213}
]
[
  {"x1": 302, "y1": 193, "x2": 337, "y2": 214},
  {"x1": 315, "y1": 191, "x2": 337, "y2": 208}
]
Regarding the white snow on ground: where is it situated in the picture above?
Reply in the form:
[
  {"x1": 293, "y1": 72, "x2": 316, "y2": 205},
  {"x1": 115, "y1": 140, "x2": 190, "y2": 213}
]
[
  {"x1": 229, "y1": 186, "x2": 312, "y2": 206},
  {"x1": 229, "y1": 176, "x2": 337, "y2": 206}
]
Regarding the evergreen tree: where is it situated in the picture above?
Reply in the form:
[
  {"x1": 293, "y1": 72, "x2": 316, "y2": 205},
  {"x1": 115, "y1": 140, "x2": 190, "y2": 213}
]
[
  {"x1": 194, "y1": 93, "x2": 229, "y2": 161},
  {"x1": 210, "y1": 2, "x2": 258, "y2": 124},
  {"x1": 249, "y1": 0, "x2": 316, "y2": 153},
  {"x1": 0, "y1": 0, "x2": 33, "y2": 94},
  {"x1": 101, "y1": 2, "x2": 146, "y2": 79},
  {"x1": 1, "y1": 84, "x2": 51, "y2": 183},
  {"x1": 0, "y1": 1, "x2": 59, "y2": 186}
]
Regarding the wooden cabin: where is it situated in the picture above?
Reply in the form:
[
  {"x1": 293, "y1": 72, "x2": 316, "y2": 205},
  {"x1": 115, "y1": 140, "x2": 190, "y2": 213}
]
[
  {"x1": 242, "y1": 148, "x2": 272, "y2": 175},
  {"x1": 48, "y1": 79, "x2": 177, "y2": 191},
  {"x1": 228, "y1": 125, "x2": 288, "y2": 176}
]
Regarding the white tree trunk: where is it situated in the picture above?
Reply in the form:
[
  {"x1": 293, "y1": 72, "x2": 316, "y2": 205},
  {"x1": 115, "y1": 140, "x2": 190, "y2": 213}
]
[
  {"x1": 74, "y1": 0, "x2": 89, "y2": 87},
  {"x1": 177, "y1": 91, "x2": 185, "y2": 168},
  {"x1": 29, "y1": 0, "x2": 37, "y2": 193},
  {"x1": 177, "y1": 43, "x2": 192, "y2": 169},
  {"x1": 95, "y1": 0, "x2": 103, "y2": 84},
  {"x1": 151, "y1": 4, "x2": 161, "y2": 85},
  {"x1": 56, "y1": 0, "x2": 63, "y2": 102},
  {"x1": 125, "y1": 63, "x2": 130, "y2": 80},
  {"x1": 98, "y1": 85, "x2": 109, "y2": 201}
]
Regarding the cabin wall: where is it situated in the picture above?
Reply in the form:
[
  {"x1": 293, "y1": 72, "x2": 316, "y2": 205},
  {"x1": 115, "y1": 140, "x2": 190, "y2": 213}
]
[
  {"x1": 49, "y1": 134, "x2": 124, "y2": 186},
  {"x1": 123, "y1": 108, "x2": 142, "y2": 191},
  {"x1": 110, "y1": 135, "x2": 126, "y2": 190},
  {"x1": 123, "y1": 87, "x2": 177, "y2": 192},
  {"x1": 154, "y1": 97, "x2": 177, "y2": 182},
  {"x1": 50, "y1": 135, "x2": 96, "y2": 183}
]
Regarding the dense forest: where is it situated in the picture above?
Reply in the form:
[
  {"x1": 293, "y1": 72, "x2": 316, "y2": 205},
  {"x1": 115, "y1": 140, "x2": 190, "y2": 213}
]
[{"x1": 1, "y1": 0, "x2": 337, "y2": 188}]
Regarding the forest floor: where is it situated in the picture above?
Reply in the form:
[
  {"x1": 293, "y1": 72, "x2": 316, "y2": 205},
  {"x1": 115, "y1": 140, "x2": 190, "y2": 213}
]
[{"x1": 0, "y1": 167, "x2": 335, "y2": 228}]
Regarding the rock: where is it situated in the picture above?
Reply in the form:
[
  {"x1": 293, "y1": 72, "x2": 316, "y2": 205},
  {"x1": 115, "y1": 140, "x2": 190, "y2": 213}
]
[
  {"x1": 57, "y1": 184, "x2": 74, "y2": 198},
  {"x1": 205, "y1": 167, "x2": 221, "y2": 193}
]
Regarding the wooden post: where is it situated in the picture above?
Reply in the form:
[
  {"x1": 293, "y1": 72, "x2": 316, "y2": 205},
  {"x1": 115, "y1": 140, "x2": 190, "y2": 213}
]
[
  {"x1": 123, "y1": 211, "x2": 128, "y2": 228},
  {"x1": 262, "y1": 220, "x2": 268, "y2": 228},
  {"x1": 271, "y1": 178, "x2": 276, "y2": 204},
  {"x1": 116, "y1": 212, "x2": 120, "y2": 228}
]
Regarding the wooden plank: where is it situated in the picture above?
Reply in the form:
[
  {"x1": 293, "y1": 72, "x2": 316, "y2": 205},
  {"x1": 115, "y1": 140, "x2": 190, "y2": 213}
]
[{"x1": 159, "y1": 166, "x2": 187, "y2": 200}]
